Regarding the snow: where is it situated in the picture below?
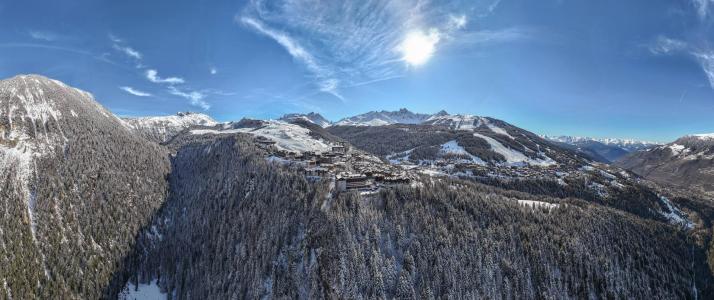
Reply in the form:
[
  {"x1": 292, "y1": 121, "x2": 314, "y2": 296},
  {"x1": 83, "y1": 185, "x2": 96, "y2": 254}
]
[
  {"x1": 119, "y1": 280, "x2": 167, "y2": 300},
  {"x1": 191, "y1": 120, "x2": 332, "y2": 153},
  {"x1": 659, "y1": 196, "x2": 693, "y2": 229},
  {"x1": 124, "y1": 112, "x2": 217, "y2": 141},
  {"x1": 691, "y1": 133, "x2": 714, "y2": 140},
  {"x1": 439, "y1": 140, "x2": 486, "y2": 165},
  {"x1": 486, "y1": 123, "x2": 513, "y2": 139},
  {"x1": 517, "y1": 200, "x2": 560, "y2": 210},
  {"x1": 473, "y1": 133, "x2": 556, "y2": 166},
  {"x1": 334, "y1": 109, "x2": 429, "y2": 126},
  {"x1": 667, "y1": 144, "x2": 687, "y2": 156},
  {"x1": 425, "y1": 114, "x2": 485, "y2": 130}
]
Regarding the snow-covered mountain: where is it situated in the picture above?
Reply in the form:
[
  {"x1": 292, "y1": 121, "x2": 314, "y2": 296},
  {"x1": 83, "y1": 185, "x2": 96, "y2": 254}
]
[
  {"x1": 0, "y1": 75, "x2": 169, "y2": 299},
  {"x1": 278, "y1": 112, "x2": 331, "y2": 127},
  {"x1": 544, "y1": 136, "x2": 659, "y2": 152},
  {"x1": 190, "y1": 119, "x2": 334, "y2": 153},
  {"x1": 123, "y1": 112, "x2": 217, "y2": 143},
  {"x1": 334, "y1": 108, "x2": 434, "y2": 126},
  {"x1": 617, "y1": 133, "x2": 714, "y2": 193}
]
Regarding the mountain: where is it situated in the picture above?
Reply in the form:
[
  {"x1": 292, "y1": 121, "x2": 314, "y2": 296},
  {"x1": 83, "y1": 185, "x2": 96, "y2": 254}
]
[
  {"x1": 122, "y1": 129, "x2": 713, "y2": 299},
  {"x1": 544, "y1": 136, "x2": 658, "y2": 162},
  {"x1": 2, "y1": 77, "x2": 714, "y2": 299},
  {"x1": 334, "y1": 108, "x2": 434, "y2": 126},
  {"x1": 0, "y1": 75, "x2": 169, "y2": 299},
  {"x1": 279, "y1": 112, "x2": 331, "y2": 127},
  {"x1": 123, "y1": 111, "x2": 217, "y2": 143},
  {"x1": 617, "y1": 134, "x2": 714, "y2": 193}
]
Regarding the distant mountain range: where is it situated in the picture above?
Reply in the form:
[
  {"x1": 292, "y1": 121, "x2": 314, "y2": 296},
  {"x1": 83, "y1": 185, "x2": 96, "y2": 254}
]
[
  {"x1": 617, "y1": 134, "x2": 714, "y2": 193},
  {"x1": 543, "y1": 136, "x2": 659, "y2": 163}
]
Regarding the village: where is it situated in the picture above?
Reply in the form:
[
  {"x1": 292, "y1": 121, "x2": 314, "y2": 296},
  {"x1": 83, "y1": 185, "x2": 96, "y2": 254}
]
[
  {"x1": 254, "y1": 136, "x2": 413, "y2": 193},
  {"x1": 251, "y1": 133, "x2": 617, "y2": 196}
]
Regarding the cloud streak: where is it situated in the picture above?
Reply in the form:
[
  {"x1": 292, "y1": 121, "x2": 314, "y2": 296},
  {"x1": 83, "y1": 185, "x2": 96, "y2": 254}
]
[
  {"x1": 120, "y1": 86, "x2": 152, "y2": 97},
  {"x1": 146, "y1": 69, "x2": 185, "y2": 84},
  {"x1": 168, "y1": 86, "x2": 210, "y2": 110},
  {"x1": 28, "y1": 30, "x2": 59, "y2": 42},
  {"x1": 239, "y1": 0, "x2": 492, "y2": 100}
]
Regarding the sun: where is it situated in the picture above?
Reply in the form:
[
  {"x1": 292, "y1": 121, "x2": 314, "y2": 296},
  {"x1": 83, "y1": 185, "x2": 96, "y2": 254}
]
[{"x1": 400, "y1": 29, "x2": 441, "y2": 67}]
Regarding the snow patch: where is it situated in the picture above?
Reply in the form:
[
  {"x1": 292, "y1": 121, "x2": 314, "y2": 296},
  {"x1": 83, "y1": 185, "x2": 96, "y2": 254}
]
[
  {"x1": 473, "y1": 133, "x2": 555, "y2": 166},
  {"x1": 119, "y1": 279, "x2": 167, "y2": 300},
  {"x1": 659, "y1": 196, "x2": 693, "y2": 229},
  {"x1": 191, "y1": 120, "x2": 332, "y2": 153},
  {"x1": 439, "y1": 140, "x2": 486, "y2": 165},
  {"x1": 518, "y1": 200, "x2": 560, "y2": 210}
]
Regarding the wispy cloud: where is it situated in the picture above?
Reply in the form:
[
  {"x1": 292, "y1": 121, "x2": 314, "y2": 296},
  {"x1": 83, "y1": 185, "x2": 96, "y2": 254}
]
[
  {"x1": 210, "y1": 67, "x2": 217, "y2": 75},
  {"x1": 692, "y1": 0, "x2": 714, "y2": 19},
  {"x1": 28, "y1": 30, "x2": 59, "y2": 42},
  {"x1": 239, "y1": 0, "x2": 493, "y2": 100},
  {"x1": 109, "y1": 34, "x2": 142, "y2": 60},
  {"x1": 145, "y1": 69, "x2": 185, "y2": 84},
  {"x1": 168, "y1": 86, "x2": 210, "y2": 110},
  {"x1": 649, "y1": 36, "x2": 687, "y2": 55},
  {"x1": 650, "y1": 35, "x2": 714, "y2": 89},
  {"x1": 459, "y1": 27, "x2": 531, "y2": 46},
  {"x1": 693, "y1": 52, "x2": 714, "y2": 88},
  {"x1": 120, "y1": 86, "x2": 152, "y2": 97}
]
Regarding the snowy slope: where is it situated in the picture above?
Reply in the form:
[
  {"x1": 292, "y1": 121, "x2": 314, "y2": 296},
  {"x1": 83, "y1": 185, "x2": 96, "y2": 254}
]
[
  {"x1": 123, "y1": 112, "x2": 217, "y2": 143},
  {"x1": 334, "y1": 108, "x2": 431, "y2": 126},
  {"x1": 544, "y1": 135, "x2": 659, "y2": 152},
  {"x1": 279, "y1": 112, "x2": 331, "y2": 127},
  {"x1": 473, "y1": 133, "x2": 555, "y2": 166},
  {"x1": 191, "y1": 120, "x2": 332, "y2": 153}
]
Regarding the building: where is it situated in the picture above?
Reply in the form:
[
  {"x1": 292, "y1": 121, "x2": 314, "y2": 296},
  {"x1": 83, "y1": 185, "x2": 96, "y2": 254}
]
[{"x1": 336, "y1": 174, "x2": 374, "y2": 192}]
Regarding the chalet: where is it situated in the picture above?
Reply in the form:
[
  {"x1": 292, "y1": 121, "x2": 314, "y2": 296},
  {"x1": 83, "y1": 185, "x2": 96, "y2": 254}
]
[
  {"x1": 305, "y1": 167, "x2": 329, "y2": 177},
  {"x1": 332, "y1": 145, "x2": 347, "y2": 154},
  {"x1": 336, "y1": 174, "x2": 374, "y2": 192},
  {"x1": 254, "y1": 136, "x2": 276, "y2": 145}
]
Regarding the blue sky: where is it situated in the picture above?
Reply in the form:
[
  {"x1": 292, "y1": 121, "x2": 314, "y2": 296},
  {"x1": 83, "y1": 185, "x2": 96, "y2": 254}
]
[{"x1": 1, "y1": 0, "x2": 713, "y2": 142}]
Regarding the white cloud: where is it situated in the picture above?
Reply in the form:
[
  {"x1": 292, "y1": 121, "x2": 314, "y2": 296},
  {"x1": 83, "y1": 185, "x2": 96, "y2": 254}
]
[
  {"x1": 692, "y1": 0, "x2": 714, "y2": 19},
  {"x1": 239, "y1": 0, "x2": 487, "y2": 99},
  {"x1": 168, "y1": 86, "x2": 210, "y2": 110},
  {"x1": 448, "y1": 15, "x2": 468, "y2": 30},
  {"x1": 210, "y1": 67, "x2": 217, "y2": 75},
  {"x1": 120, "y1": 86, "x2": 152, "y2": 97},
  {"x1": 28, "y1": 30, "x2": 58, "y2": 41},
  {"x1": 146, "y1": 69, "x2": 185, "y2": 84},
  {"x1": 649, "y1": 36, "x2": 687, "y2": 55},
  {"x1": 694, "y1": 52, "x2": 714, "y2": 88},
  {"x1": 110, "y1": 35, "x2": 142, "y2": 60}
]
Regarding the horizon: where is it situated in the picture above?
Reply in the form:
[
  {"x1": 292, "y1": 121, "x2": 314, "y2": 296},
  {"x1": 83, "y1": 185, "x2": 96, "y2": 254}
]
[{"x1": 2, "y1": 0, "x2": 713, "y2": 143}]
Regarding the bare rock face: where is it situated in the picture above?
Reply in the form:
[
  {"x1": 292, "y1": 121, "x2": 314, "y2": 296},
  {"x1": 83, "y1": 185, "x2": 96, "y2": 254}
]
[
  {"x1": 617, "y1": 135, "x2": 714, "y2": 193},
  {"x1": 0, "y1": 75, "x2": 170, "y2": 299}
]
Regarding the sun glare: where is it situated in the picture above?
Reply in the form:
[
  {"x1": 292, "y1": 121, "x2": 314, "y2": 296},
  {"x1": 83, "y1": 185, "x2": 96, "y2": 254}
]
[{"x1": 400, "y1": 29, "x2": 441, "y2": 67}]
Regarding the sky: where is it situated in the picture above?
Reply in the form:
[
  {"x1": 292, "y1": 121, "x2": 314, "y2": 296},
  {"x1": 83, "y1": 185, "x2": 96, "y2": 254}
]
[{"x1": 1, "y1": 0, "x2": 713, "y2": 142}]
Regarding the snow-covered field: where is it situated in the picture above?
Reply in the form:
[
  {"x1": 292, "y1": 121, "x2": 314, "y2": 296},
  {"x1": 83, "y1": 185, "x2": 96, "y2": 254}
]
[
  {"x1": 119, "y1": 280, "x2": 167, "y2": 300},
  {"x1": 439, "y1": 140, "x2": 486, "y2": 165},
  {"x1": 473, "y1": 133, "x2": 555, "y2": 166},
  {"x1": 191, "y1": 120, "x2": 332, "y2": 153}
]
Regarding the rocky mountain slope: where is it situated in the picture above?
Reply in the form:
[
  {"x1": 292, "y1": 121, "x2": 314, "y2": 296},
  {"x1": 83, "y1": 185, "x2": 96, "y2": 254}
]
[
  {"x1": 617, "y1": 134, "x2": 714, "y2": 193},
  {"x1": 334, "y1": 108, "x2": 436, "y2": 126},
  {"x1": 0, "y1": 75, "x2": 170, "y2": 299},
  {"x1": 123, "y1": 112, "x2": 217, "y2": 143},
  {"x1": 279, "y1": 112, "x2": 331, "y2": 127}
]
